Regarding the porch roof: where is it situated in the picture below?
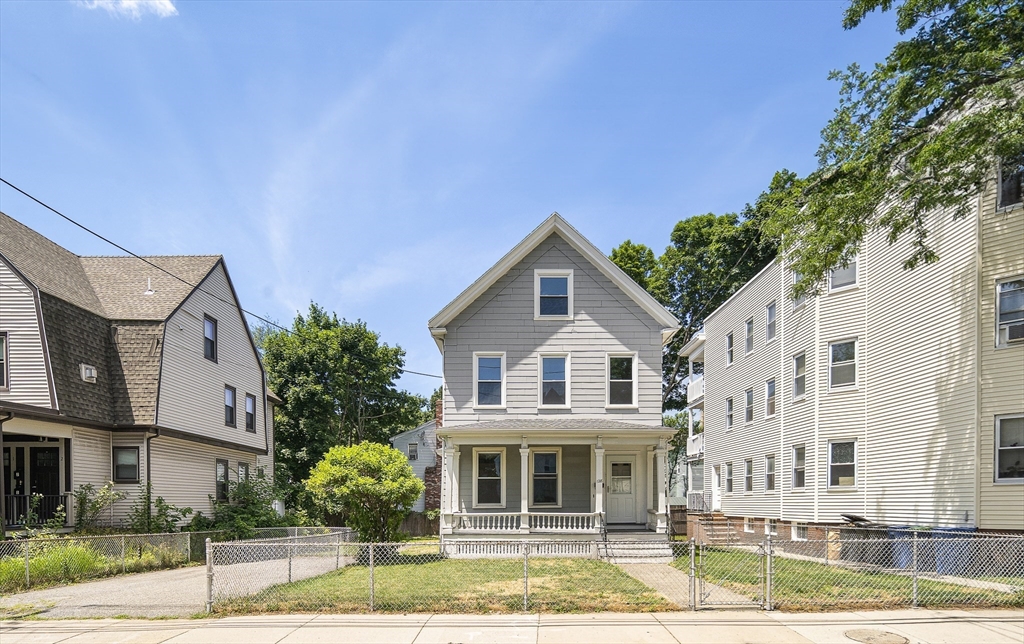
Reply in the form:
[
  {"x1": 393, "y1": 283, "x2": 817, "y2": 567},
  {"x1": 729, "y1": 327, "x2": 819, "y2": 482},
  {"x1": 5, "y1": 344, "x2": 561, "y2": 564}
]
[{"x1": 439, "y1": 418, "x2": 671, "y2": 432}]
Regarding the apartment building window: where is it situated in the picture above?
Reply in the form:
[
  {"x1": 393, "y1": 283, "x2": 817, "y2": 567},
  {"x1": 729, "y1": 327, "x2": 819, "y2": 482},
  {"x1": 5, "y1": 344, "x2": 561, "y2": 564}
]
[
  {"x1": 607, "y1": 354, "x2": 636, "y2": 406},
  {"x1": 793, "y1": 353, "x2": 806, "y2": 399},
  {"x1": 765, "y1": 518, "x2": 778, "y2": 536},
  {"x1": 238, "y1": 462, "x2": 250, "y2": 483},
  {"x1": 474, "y1": 353, "x2": 505, "y2": 408},
  {"x1": 204, "y1": 316, "x2": 218, "y2": 362},
  {"x1": 743, "y1": 517, "x2": 754, "y2": 533},
  {"x1": 531, "y1": 449, "x2": 561, "y2": 506},
  {"x1": 745, "y1": 318, "x2": 754, "y2": 354},
  {"x1": 792, "y1": 445, "x2": 806, "y2": 488},
  {"x1": 766, "y1": 302, "x2": 777, "y2": 343},
  {"x1": 535, "y1": 269, "x2": 573, "y2": 318},
  {"x1": 999, "y1": 155, "x2": 1024, "y2": 209},
  {"x1": 792, "y1": 523, "x2": 808, "y2": 541},
  {"x1": 540, "y1": 355, "x2": 569, "y2": 407},
  {"x1": 765, "y1": 379, "x2": 776, "y2": 417},
  {"x1": 112, "y1": 447, "x2": 139, "y2": 483},
  {"x1": 765, "y1": 455, "x2": 775, "y2": 491},
  {"x1": 0, "y1": 332, "x2": 7, "y2": 390},
  {"x1": 726, "y1": 398, "x2": 734, "y2": 429},
  {"x1": 473, "y1": 448, "x2": 505, "y2": 507},
  {"x1": 829, "y1": 341, "x2": 857, "y2": 389},
  {"x1": 224, "y1": 386, "x2": 236, "y2": 427},
  {"x1": 792, "y1": 271, "x2": 806, "y2": 309},
  {"x1": 829, "y1": 441, "x2": 856, "y2": 487},
  {"x1": 744, "y1": 459, "x2": 753, "y2": 492},
  {"x1": 830, "y1": 257, "x2": 858, "y2": 291},
  {"x1": 216, "y1": 459, "x2": 229, "y2": 501},
  {"x1": 997, "y1": 278, "x2": 1024, "y2": 347},
  {"x1": 408, "y1": 443, "x2": 418, "y2": 461},
  {"x1": 725, "y1": 463, "x2": 733, "y2": 493},
  {"x1": 245, "y1": 394, "x2": 256, "y2": 432},
  {"x1": 726, "y1": 333, "x2": 734, "y2": 365},
  {"x1": 995, "y1": 415, "x2": 1024, "y2": 481},
  {"x1": 744, "y1": 388, "x2": 754, "y2": 423}
]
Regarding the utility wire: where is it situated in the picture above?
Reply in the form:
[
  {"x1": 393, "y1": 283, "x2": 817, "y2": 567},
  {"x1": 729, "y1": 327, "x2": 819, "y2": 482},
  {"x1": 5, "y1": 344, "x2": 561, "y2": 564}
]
[{"x1": 0, "y1": 177, "x2": 443, "y2": 380}]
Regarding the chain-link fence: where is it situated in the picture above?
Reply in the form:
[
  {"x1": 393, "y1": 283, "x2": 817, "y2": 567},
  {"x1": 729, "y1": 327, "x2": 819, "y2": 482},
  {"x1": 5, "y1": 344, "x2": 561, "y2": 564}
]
[
  {"x1": 207, "y1": 532, "x2": 1024, "y2": 614},
  {"x1": 0, "y1": 530, "x2": 226, "y2": 593},
  {"x1": 251, "y1": 527, "x2": 355, "y2": 540}
]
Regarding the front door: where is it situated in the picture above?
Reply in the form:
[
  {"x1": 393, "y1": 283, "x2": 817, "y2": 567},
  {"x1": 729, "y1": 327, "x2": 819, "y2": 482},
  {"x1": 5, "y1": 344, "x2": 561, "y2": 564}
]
[
  {"x1": 29, "y1": 446, "x2": 61, "y2": 521},
  {"x1": 711, "y1": 465, "x2": 722, "y2": 511},
  {"x1": 606, "y1": 457, "x2": 636, "y2": 523}
]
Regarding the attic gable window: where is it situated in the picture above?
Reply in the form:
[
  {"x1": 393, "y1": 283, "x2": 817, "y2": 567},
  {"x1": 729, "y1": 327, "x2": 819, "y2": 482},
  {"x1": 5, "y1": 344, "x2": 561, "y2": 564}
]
[
  {"x1": 204, "y1": 315, "x2": 218, "y2": 362},
  {"x1": 534, "y1": 269, "x2": 573, "y2": 319},
  {"x1": 999, "y1": 155, "x2": 1024, "y2": 209}
]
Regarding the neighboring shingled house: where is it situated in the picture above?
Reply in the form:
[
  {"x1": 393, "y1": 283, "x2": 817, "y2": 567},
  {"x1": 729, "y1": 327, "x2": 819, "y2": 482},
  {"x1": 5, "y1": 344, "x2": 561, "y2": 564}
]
[{"x1": 0, "y1": 212, "x2": 276, "y2": 529}]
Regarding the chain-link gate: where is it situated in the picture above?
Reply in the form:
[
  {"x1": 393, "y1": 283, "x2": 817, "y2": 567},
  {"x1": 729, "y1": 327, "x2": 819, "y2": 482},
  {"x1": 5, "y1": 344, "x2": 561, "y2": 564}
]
[{"x1": 696, "y1": 539, "x2": 766, "y2": 609}]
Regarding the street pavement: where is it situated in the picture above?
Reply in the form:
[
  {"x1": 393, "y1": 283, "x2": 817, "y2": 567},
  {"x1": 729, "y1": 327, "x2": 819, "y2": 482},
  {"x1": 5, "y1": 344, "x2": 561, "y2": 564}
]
[{"x1": 1, "y1": 609, "x2": 1022, "y2": 644}]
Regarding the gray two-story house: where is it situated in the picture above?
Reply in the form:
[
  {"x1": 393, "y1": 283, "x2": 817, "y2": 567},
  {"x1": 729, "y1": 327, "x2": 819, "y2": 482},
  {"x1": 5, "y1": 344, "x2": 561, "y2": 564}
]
[
  {"x1": 0, "y1": 212, "x2": 275, "y2": 530},
  {"x1": 428, "y1": 214, "x2": 680, "y2": 539}
]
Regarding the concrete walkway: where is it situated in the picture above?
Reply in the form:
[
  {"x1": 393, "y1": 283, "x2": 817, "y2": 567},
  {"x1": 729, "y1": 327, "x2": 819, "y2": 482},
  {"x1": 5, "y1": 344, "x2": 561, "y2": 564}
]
[
  {"x1": 1, "y1": 609, "x2": 1022, "y2": 643},
  {"x1": 619, "y1": 563, "x2": 757, "y2": 608}
]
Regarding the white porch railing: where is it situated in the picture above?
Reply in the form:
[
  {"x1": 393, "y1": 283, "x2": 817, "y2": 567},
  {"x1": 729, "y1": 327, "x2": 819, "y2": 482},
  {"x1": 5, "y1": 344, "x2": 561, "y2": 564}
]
[
  {"x1": 528, "y1": 512, "x2": 601, "y2": 533},
  {"x1": 452, "y1": 512, "x2": 522, "y2": 532},
  {"x1": 687, "y1": 375, "x2": 704, "y2": 406},
  {"x1": 450, "y1": 512, "x2": 602, "y2": 534},
  {"x1": 686, "y1": 432, "x2": 704, "y2": 457}
]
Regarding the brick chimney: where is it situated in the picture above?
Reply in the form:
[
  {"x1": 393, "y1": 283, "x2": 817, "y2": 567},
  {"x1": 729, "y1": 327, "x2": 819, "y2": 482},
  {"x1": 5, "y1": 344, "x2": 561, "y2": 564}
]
[{"x1": 422, "y1": 397, "x2": 443, "y2": 511}]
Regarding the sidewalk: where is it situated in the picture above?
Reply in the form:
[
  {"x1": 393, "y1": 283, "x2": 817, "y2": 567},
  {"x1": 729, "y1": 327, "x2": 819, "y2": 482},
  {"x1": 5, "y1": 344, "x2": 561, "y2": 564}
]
[{"x1": 2, "y1": 609, "x2": 1022, "y2": 644}]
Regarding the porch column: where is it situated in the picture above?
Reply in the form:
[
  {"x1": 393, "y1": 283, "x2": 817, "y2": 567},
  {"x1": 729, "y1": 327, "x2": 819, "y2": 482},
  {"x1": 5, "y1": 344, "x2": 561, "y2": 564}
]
[
  {"x1": 647, "y1": 449, "x2": 655, "y2": 529},
  {"x1": 519, "y1": 438, "x2": 530, "y2": 533},
  {"x1": 656, "y1": 439, "x2": 669, "y2": 534},
  {"x1": 594, "y1": 437, "x2": 605, "y2": 530},
  {"x1": 441, "y1": 444, "x2": 458, "y2": 535}
]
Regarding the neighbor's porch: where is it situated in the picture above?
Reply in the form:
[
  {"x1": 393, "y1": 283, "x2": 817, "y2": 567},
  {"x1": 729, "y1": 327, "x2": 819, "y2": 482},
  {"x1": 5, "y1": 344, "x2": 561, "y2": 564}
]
[{"x1": 439, "y1": 432, "x2": 672, "y2": 538}]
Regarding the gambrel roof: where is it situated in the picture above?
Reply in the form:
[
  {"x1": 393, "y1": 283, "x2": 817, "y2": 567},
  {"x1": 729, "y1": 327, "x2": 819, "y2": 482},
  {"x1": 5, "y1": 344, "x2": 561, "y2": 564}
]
[{"x1": 428, "y1": 213, "x2": 680, "y2": 346}]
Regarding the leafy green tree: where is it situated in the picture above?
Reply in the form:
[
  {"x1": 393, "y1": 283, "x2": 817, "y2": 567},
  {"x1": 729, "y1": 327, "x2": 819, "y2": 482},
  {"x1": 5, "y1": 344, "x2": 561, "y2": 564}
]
[
  {"x1": 766, "y1": 0, "x2": 1024, "y2": 293},
  {"x1": 258, "y1": 303, "x2": 427, "y2": 492},
  {"x1": 305, "y1": 442, "x2": 424, "y2": 542}
]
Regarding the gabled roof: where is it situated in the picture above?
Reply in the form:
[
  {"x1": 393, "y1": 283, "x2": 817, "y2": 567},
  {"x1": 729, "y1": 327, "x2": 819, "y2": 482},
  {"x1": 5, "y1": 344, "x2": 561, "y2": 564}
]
[
  {"x1": 428, "y1": 213, "x2": 680, "y2": 341},
  {"x1": 389, "y1": 419, "x2": 436, "y2": 443}
]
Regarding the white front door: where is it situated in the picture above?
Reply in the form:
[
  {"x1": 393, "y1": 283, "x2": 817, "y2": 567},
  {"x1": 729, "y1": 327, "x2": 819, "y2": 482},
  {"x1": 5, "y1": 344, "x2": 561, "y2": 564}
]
[
  {"x1": 606, "y1": 457, "x2": 636, "y2": 524},
  {"x1": 711, "y1": 465, "x2": 722, "y2": 511}
]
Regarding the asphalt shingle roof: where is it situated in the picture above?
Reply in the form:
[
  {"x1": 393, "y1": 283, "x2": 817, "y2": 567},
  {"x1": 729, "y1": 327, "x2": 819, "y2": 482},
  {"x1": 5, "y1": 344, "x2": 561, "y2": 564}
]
[{"x1": 79, "y1": 255, "x2": 219, "y2": 320}]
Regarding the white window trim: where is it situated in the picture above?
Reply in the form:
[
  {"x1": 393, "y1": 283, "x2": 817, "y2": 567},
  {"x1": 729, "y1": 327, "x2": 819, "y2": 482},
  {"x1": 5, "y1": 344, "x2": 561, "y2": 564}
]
[
  {"x1": 472, "y1": 447, "x2": 507, "y2": 509},
  {"x1": 994, "y1": 414, "x2": 1024, "y2": 484},
  {"x1": 528, "y1": 447, "x2": 562, "y2": 508},
  {"x1": 827, "y1": 439, "x2": 857, "y2": 490},
  {"x1": 792, "y1": 523, "x2": 808, "y2": 541},
  {"x1": 743, "y1": 517, "x2": 754, "y2": 533},
  {"x1": 765, "y1": 302, "x2": 777, "y2": 344},
  {"x1": 765, "y1": 518, "x2": 778, "y2": 536},
  {"x1": 744, "y1": 318, "x2": 754, "y2": 355},
  {"x1": 828, "y1": 255, "x2": 859, "y2": 293},
  {"x1": 724, "y1": 462, "x2": 733, "y2": 494},
  {"x1": 605, "y1": 352, "x2": 639, "y2": 409},
  {"x1": 0, "y1": 331, "x2": 8, "y2": 392},
  {"x1": 995, "y1": 276, "x2": 1024, "y2": 349},
  {"x1": 997, "y1": 158, "x2": 1024, "y2": 212},
  {"x1": 828, "y1": 339, "x2": 858, "y2": 391},
  {"x1": 408, "y1": 443, "x2": 418, "y2": 460},
  {"x1": 534, "y1": 269, "x2": 574, "y2": 321},
  {"x1": 792, "y1": 270, "x2": 807, "y2": 311},
  {"x1": 725, "y1": 398, "x2": 734, "y2": 430},
  {"x1": 473, "y1": 351, "x2": 506, "y2": 409},
  {"x1": 744, "y1": 388, "x2": 754, "y2": 424},
  {"x1": 765, "y1": 378, "x2": 777, "y2": 418},
  {"x1": 537, "y1": 352, "x2": 571, "y2": 409},
  {"x1": 792, "y1": 444, "x2": 806, "y2": 490},
  {"x1": 764, "y1": 455, "x2": 776, "y2": 493},
  {"x1": 726, "y1": 333, "x2": 734, "y2": 366},
  {"x1": 744, "y1": 459, "x2": 753, "y2": 493},
  {"x1": 792, "y1": 353, "x2": 807, "y2": 402}
]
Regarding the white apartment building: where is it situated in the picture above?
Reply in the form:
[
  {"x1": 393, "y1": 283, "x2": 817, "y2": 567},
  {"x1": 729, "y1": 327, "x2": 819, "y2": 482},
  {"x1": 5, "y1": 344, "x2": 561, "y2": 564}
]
[{"x1": 683, "y1": 163, "x2": 1024, "y2": 536}]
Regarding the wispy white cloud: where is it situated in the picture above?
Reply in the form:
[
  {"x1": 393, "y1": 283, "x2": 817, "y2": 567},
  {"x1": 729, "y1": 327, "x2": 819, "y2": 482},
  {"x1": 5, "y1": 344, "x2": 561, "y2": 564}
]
[{"x1": 76, "y1": 0, "x2": 178, "y2": 19}]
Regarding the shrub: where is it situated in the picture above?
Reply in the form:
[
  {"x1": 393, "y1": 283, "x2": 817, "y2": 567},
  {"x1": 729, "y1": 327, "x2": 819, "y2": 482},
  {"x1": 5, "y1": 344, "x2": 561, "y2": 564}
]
[
  {"x1": 125, "y1": 483, "x2": 192, "y2": 533},
  {"x1": 73, "y1": 482, "x2": 126, "y2": 532}
]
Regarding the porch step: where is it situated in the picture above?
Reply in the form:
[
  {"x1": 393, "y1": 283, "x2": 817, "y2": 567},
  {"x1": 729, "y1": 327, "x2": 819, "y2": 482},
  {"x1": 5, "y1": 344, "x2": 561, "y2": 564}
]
[{"x1": 598, "y1": 541, "x2": 676, "y2": 564}]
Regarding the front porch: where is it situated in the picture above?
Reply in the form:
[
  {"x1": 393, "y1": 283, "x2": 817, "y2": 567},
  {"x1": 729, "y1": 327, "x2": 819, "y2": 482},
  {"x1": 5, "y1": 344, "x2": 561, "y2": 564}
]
[{"x1": 2, "y1": 431, "x2": 74, "y2": 528}]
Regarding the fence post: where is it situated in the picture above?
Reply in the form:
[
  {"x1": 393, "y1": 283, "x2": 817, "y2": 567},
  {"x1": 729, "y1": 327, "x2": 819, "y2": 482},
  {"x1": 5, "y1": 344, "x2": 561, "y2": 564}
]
[
  {"x1": 764, "y1": 535, "x2": 774, "y2": 611},
  {"x1": 688, "y1": 538, "x2": 696, "y2": 611},
  {"x1": 121, "y1": 535, "x2": 126, "y2": 573},
  {"x1": 288, "y1": 541, "x2": 293, "y2": 583},
  {"x1": 205, "y1": 538, "x2": 213, "y2": 613},
  {"x1": 24, "y1": 541, "x2": 30, "y2": 589},
  {"x1": 368, "y1": 543, "x2": 375, "y2": 611},
  {"x1": 824, "y1": 528, "x2": 830, "y2": 566},
  {"x1": 522, "y1": 541, "x2": 529, "y2": 613},
  {"x1": 186, "y1": 533, "x2": 192, "y2": 563},
  {"x1": 912, "y1": 532, "x2": 919, "y2": 608},
  {"x1": 335, "y1": 534, "x2": 341, "y2": 570}
]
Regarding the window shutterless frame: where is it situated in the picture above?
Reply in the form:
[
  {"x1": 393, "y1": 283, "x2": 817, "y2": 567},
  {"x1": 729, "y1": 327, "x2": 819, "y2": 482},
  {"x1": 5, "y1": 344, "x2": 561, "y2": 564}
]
[
  {"x1": 745, "y1": 318, "x2": 754, "y2": 354},
  {"x1": 534, "y1": 269, "x2": 573, "y2": 320},
  {"x1": 215, "y1": 459, "x2": 229, "y2": 501},
  {"x1": 792, "y1": 523, "x2": 808, "y2": 541},
  {"x1": 0, "y1": 331, "x2": 8, "y2": 390},
  {"x1": 996, "y1": 277, "x2": 1024, "y2": 348},
  {"x1": 764, "y1": 455, "x2": 775, "y2": 492},
  {"x1": 997, "y1": 155, "x2": 1024, "y2": 209},
  {"x1": 828, "y1": 440, "x2": 857, "y2": 488},
  {"x1": 472, "y1": 447, "x2": 506, "y2": 508},
  {"x1": 528, "y1": 447, "x2": 562, "y2": 507},
  {"x1": 995, "y1": 415, "x2": 1024, "y2": 482},
  {"x1": 538, "y1": 353, "x2": 570, "y2": 408},
  {"x1": 792, "y1": 445, "x2": 806, "y2": 489},
  {"x1": 408, "y1": 443, "x2": 418, "y2": 460},
  {"x1": 744, "y1": 459, "x2": 753, "y2": 492},
  {"x1": 829, "y1": 340, "x2": 857, "y2": 389},
  {"x1": 725, "y1": 398, "x2": 734, "y2": 429},
  {"x1": 743, "y1": 517, "x2": 753, "y2": 533},
  {"x1": 725, "y1": 462, "x2": 733, "y2": 493},
  {"x1": 744, "y1": 388, "x2": 754, "y2": 423},
  {"x1": 473, "y1": 352, "x2": 506, "y2": 409},
  {"x1": 766, "y1": 302, "x2": 777, "y2": 343},
  {"x1": 224, "y1": 386, "x2": 237, "y2": 427},
  {"x1": 112, "y1": 446, "x2": 140, "y2": 483},
  {"x1": 792, "y1": 270, "x2": 806, "y2": 309},
  {"x1": 765, "y1": 379, "x2": 776, "y2": 417},
  {"x1": 829, "y1": 256, "x2": 858, "y2": 291},
  {"x1": 793, "y1": 353, "x2": 807, "y2": 400},
  {"x1": 238, "y1": 461, "x2": 250, "y2": 482},
  {"x1": 606, "y1": 352, "x2": 638, "y2": 408},
  {"x1": 204, "y1": 315, "x2": 218, "y2": 362},
  {"x1": 726, "y1": 333, "x2": 734, "y2": 365},
  {"x1": 245, "y1": 394, "x2": 257, "y2": 432}
]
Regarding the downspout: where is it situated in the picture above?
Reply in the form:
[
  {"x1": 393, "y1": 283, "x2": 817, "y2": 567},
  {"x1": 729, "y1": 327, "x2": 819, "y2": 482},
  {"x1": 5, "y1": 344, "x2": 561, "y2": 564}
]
[
  {"x1": 146, "y1": 428, "x2": 158, "y2": 530},
  {"x1": 0, "y1": 412, "x2": 13, "y2": 539}
]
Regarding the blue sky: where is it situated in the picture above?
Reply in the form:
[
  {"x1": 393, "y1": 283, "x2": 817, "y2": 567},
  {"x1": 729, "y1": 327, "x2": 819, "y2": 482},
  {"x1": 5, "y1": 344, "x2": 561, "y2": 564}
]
[{"x1": 0, "y1": 1, "x2": 899, "y2": 399}]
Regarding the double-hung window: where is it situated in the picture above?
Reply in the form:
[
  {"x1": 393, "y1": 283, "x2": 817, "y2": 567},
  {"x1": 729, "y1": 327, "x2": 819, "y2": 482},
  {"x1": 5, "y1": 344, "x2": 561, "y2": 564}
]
[
  {"x1": 725, "y1": 398, "x2": 734, "y2": 429},
  {"x1": 238, "y1": 462, "x2": 250, "y2": 483},
  {"x1": 745, "y1": 318, "x2": 754, "y2": 354},
  {"x1": 766, "y1": 302, "x2": 776, "y2": 343},
  {"x1": 743, "y1": 517, "x2": 754, "y2": 533},
  {"x1": 540, "y1": 354, "x2": 569, "y2": 407},
  {"x1": 535, "y1": 270, "x2": 573, "y2": 319},
  {"x1": 474, "y1": 353, "x2": 505, "y2": 408},
  {"x1": 995, "y1": 415, "x2": 1024, "y2": 482},
  {"x1": 473, "y1": 448, "x2": 505, "y2": 507},
  {"x1": 744, "y1": 459, "x2": 753, "y2": 492},
  {"x1": 0, "y1": 332, "x2": 7, "y2": 390},
  {"x1": 765, "y1": 379, "x2": 776, "y2": 417},
  {"x1": 224, "y1": 386, "x2": 236, "y2": 427},
  {"x1": 999, "y1": 155, "x2": 1024, "y2": 209},
  {"x1": 245, "y1": 394, "x2": 257, "y2": 432},
  {"x1": 408, "y1": 443, "x2": 418, "y2": 461},
  {"x1": 112, "y1": 447, "x2": 139, "y2": 483},
  {"x1": 726, "y1": 333, "x2": 734, "y2": 365},
  {"x1": 607, "y1": 353, "x2": 636, "y2": 406},
  {"x1": 744, "y1": 388, "x2": 754, "y2": 423},
  {"x1": 765, "y1": 518, "x2": 778, "y2": 536},
  {"x1": 216, "y1": 459, "x2": 229, "y2": 501},
  {"x1": 725, "y1": 462, "x2": 733, "y2": 493},
  {"x1": 204, "y1": 315, "x2": 218, "y2": 362},
  {"x1": 792, "y1": 270, "x2": 806, "y2": 309},
  {"x1": 792, "y1": 523, "x2": 808, "y2": 541},
  {"x1": 792, "y1": 445, "x2": 806, "y2": 488},
  {"x1": 997, "y1": 278, "x2": 1024, "y2": 347},
  {"x1": 793, "y1": 353, "x2": 807, "y2": 399},
  {"x1": 830, "y1": 257, "x2": 858, "y2": 290},
  {"x1": 531, "y1": 449, "x2": 561, "y2": 506},
  {"x1": 765, "y1": 455, "x2": 775, "y2": 492},
  {"x1": 829, "y1": 340, "x2": 857, "y2": 389},
  {"x1": 828, "y1": 441, "x2": 856, "y2": 487}
]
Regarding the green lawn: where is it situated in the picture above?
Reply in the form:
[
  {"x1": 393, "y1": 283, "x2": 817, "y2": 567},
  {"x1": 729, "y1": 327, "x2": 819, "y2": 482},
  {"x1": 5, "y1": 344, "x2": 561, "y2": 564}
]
[
  {"x1": 670, "y1": 548, "x2": 1024, "y2": 610},
  {"x1": 217, "y1": 556, "x2": 673, "y2": 614}
]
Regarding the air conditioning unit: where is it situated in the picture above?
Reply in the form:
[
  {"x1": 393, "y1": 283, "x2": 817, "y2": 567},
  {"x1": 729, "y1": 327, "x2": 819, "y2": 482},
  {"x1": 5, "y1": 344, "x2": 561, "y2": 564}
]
[
  {"x1": 80, "y1": 363, "x2": 98, "y2": 383},
  {"x1": 1003, "y1": 322, "x2": 1024, "y2": 345}
]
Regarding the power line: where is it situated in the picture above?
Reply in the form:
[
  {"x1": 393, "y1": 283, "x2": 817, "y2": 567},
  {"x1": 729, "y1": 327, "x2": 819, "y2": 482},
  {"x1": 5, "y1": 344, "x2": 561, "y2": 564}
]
[{"x1": 0, "y1": 177, "x2": 443, "y2": 380}]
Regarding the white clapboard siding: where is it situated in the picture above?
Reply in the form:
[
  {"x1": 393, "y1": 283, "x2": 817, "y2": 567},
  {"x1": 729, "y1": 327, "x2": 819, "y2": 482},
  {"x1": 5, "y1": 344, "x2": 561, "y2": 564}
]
[
  {"x1": 392, "y1": 423, "x2": 436, "y2": 512},
  {"x1": 149, "y1": 434, "x2": 255, "y2": 522},
  {"x1": 444, "y1": 233, "x2": 664, "y2": 426},
  {"x1": 71, "y1": 427, "x2": 112, "y2": 488},
  {"x1": 156, "y1": 263, "x2": 267, "y2": 453},
  {"x1": 0, "y1": 258, "x2": 53, "y2": 408}
]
